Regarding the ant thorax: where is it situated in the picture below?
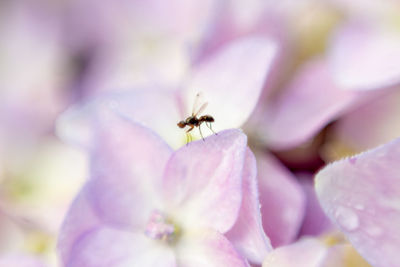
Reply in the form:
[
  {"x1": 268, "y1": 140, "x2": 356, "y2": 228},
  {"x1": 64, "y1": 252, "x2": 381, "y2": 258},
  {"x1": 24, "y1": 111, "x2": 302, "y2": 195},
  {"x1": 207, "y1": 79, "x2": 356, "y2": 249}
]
[{"x1": 186, "y1": 116, "x2": 199, "y2": 126}]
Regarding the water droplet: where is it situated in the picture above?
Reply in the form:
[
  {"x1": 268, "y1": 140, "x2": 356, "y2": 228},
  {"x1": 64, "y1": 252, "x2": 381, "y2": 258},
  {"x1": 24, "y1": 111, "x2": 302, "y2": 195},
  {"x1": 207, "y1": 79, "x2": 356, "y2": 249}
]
[{"x1": 335, "y1": 206, "x2": 360, "y2": 231}]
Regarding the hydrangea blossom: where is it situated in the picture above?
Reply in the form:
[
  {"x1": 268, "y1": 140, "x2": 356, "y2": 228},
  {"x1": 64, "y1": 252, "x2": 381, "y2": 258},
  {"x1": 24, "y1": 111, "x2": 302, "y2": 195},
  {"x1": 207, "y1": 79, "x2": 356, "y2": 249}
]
[
  {"x1": 56, "y1": 35, "x2": 308, "y2": 248},
  {"x1": 58, "y1": 115, "x2": 271, "y2": 266}
]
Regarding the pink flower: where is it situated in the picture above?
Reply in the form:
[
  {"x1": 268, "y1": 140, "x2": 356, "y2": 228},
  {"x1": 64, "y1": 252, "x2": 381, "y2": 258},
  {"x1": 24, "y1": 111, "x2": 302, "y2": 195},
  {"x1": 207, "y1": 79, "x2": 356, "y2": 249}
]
[
  {"x1": 58, "y1": 116, "x2": 271, "y2": 266},
  {"x1": 315, "y1": 138, "x2": 400, "y2": 267},
  {"x1": 56, "y1": 26, "x2": 310, "y2": 250},
  {"x1": 56, "y1": 35, "x2": 307, "y2": 248}
]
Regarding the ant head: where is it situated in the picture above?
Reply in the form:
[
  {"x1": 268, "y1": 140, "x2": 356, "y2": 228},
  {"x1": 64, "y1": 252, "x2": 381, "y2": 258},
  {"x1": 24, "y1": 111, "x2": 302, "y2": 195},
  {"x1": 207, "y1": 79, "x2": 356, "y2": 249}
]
[{"x1": 177, "y1": 121, "x2": 186, "y2": 128}]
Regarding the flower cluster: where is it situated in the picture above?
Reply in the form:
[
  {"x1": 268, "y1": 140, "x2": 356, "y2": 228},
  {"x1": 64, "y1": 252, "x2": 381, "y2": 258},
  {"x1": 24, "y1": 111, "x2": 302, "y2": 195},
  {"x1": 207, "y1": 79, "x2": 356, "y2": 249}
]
[{"x1": 0, "y1": 0, "x2": 400, "y2": 267}]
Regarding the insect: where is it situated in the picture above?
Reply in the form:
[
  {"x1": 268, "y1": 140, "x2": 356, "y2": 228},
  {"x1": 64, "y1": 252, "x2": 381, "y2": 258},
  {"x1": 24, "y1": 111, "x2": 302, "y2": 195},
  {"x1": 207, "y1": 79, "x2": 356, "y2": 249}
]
[{"x1": 177, "y1": 93, "x2": 217, "y2": 143}]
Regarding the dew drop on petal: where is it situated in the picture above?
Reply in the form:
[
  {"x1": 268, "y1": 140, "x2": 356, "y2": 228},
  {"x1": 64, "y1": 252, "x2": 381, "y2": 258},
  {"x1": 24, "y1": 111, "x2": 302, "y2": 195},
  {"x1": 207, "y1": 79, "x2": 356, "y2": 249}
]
[{"x1": 335, "y1": 206, "x2": 360, "y2": 231}]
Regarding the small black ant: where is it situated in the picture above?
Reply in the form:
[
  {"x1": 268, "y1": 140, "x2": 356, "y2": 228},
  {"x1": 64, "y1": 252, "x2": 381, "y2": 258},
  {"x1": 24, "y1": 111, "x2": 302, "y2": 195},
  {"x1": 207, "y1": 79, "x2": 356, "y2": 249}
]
[{"x1": 177, "y1": 93, "x2": 217, "y2": 143}]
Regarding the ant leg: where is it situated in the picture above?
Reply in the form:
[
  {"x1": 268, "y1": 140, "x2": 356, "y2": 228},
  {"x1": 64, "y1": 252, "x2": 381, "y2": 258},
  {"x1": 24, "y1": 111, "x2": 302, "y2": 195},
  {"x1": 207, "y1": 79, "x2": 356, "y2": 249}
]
[
  {"x1": 211, "y1": 123, "x2": 218, "y2": 135},
  {"x1": 186, "y1": 133, "x2": 194, "y2": 145},
  {"x1": 186, "y1": 126, "x2": 194, "y2": 145},
  {"x1": 206, "y1": 122, "x2": 218, "y2": 135},
  {"x1": 199, "y1": 124, "x2": 205, "y2": 141},
  {"x1": 186, "y1": 125, "x2": 194, "y2": 133}
]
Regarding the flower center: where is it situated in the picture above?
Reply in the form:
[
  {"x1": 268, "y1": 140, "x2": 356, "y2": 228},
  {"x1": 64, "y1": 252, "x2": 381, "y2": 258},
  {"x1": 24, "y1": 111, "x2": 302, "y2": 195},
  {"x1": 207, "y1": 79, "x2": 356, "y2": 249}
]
[{"x1": 145, "y1": 210, "x2": 179, "y2": 243}]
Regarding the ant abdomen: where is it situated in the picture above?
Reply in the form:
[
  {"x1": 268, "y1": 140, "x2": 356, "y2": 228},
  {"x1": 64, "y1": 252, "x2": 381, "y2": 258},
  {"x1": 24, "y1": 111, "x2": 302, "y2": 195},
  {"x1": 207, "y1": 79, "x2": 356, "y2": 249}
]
[{"x1": 200, "y1": 115, "x2": 214, "y2": 122}]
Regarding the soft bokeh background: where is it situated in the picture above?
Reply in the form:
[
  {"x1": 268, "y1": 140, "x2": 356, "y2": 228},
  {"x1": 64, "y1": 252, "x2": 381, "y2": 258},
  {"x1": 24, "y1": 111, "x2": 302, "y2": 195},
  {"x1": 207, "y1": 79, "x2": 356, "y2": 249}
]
[{"x1": 1, "y1": 0, "x2": 400, "y2": 266}]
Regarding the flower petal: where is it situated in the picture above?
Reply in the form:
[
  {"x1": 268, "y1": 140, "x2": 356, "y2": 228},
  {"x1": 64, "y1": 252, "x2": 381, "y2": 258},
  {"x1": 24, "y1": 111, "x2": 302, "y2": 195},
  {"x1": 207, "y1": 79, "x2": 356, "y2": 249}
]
[
  {"x1": 162, "y1": 129, "x2": 247, "y2": 233},
  {"x1": 56, "y1": 88, "x2": 183, "y2": 149},
  {"x1": 263, "y1": 238, "x2": 371, "y2": 267},
  {"x1": 176, "y1": 230, "x2": 249, "y2": 267},
  {"x1": 58, "y1": 186, "x2": 101, "y2": 264},
  {"x1": 83, "y1": 38, "x2": 190, "y2": 94},
  {"x1": 261, "y1": 58, "x2": 359, "y2": 150},
  {"x1": 323, "y1": 243, "x2": 372, "y2": 267},
  {"x1": 226, "y1": 148, "x2": 272, "y2": 264},
  {"x1": 87, "y1": 116, "x2": 172, "y2": 229},
  {"x1": 328, "y1": 22, "x2": 400, "y2": 91},
  {"x1": 257, "y1": 153, "x2": 306, "y2": 247},
  {"x1": 315, "y1": 138, "x2": 400, "y2": 267},
  {"x1": 262, "y1": 238, "x2": 327, "y2": 267},
  {"x1": 334, "y1": 88, "x2": 400, "y2": 152},
  {"x1": 298, "y1": 177, "x2": 333, "y2": 237},
  {"x1": 67, "y1": 226, "x2": 176, "y2": 267},
  {"x1": 0, "y1": 254, "x2": 47, "y2": 267},
  {"x1": 185, "y1": 37, "x2": 277, "y2": 132}
]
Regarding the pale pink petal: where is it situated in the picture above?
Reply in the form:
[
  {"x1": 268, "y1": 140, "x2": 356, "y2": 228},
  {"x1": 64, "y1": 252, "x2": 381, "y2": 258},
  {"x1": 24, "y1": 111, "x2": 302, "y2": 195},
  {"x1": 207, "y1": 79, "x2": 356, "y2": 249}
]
[
  {"x1": 58, "y1": 187, "x2": 101, "y2": 263},
  {"x1": 185, "y1": 37, "x2": 277, "y2": 132},
  {"x1": 226, "y1": 148, "x2": 272, "y2": 264},
  {"x1": 334, "y1": 87, "x2": 400, "y2": 152},
  {"x1": 56, "y1": 88, "x2": 183, "y2": 149},
  {"x1": 264, "y1": 238, "x2": 371, "y2": 267},
  {"x1": 329, "y1": 0, "x2": 399, "y2": 20},
  {"x1": 104, "y1": 89, "x2": 184, "y2": 148},
  {"x1": 261, "y1": 58, "x2": 359, "y2": 150},
  {"x1": 0, "y1": 254, "x2": 47, "y2": 267},
  {"x1": 322, "y1": 243, "x2": 371, "y2": 267},
  {"x1": 262, "y1": 238, "x2": 327, "y2": 267},
  {"x1": 329, "y1": 21, "x2": 400, "y2": 91},
  {"x1": 82, "y1": 39, "x2": 190, "y2": 94},
  {"x1": 87, "y1": 116, "x2": 172, "y2": 229},
  {"x1": 56, "y1": 102, "x2": 98, "y2": 149},
  {"x1": 64, "y1": 0, "x2": 216, "y2": 48},
  {"x1": 67, "y1": 226, "x2": 176, "y2": 267},
  {"x1": 299, "y1": 177, "x2": 333, "y2": 237},
  {"x1": 194, "y1": 2, "x2": 285, "y2": 64},
  {"x1": 315, "y1": 138, "x2": 400, "y2": 267},
  {"x1": 257, "y1": 153, "x2": 306, "y2": 247},
  {"x1": 125, "y1": 0, "x2": 217, "y2": 42},
  {"x1": 162, "y1": 129, "x2": 247, "y2": 234},
  {"x1": 176, "y1": 230, "x2": 249, "y2": 267}
]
